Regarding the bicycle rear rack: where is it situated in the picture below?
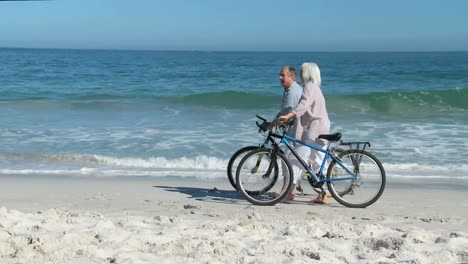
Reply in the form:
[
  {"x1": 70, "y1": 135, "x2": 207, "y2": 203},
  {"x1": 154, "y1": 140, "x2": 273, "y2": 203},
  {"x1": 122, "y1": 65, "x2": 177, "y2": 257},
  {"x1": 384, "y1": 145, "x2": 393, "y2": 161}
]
[{"x1": 338, "y1": 141, "x2": 371, "y2": 152}]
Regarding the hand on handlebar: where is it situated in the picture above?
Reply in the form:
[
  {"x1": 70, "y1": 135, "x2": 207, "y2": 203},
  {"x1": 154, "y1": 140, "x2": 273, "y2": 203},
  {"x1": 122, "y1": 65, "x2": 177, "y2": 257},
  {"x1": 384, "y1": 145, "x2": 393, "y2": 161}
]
[
  {"x1": 278, "y1": 115, "x2": 289, "y2": 123},
  {"x1": 278, "y1": 112, "x2": 295, "y2": 123}
]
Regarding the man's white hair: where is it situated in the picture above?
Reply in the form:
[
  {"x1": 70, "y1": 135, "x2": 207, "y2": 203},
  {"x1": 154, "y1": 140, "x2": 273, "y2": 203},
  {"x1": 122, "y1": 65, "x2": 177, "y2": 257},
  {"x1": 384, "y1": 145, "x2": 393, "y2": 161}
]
[{"x1": 301, "y1": 62, "x2": 321, "y2": 87}]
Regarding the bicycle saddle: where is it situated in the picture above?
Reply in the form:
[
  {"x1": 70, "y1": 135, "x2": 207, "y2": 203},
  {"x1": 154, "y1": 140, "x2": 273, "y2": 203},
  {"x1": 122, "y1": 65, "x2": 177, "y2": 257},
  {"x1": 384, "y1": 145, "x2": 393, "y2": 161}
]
[{"x1": 318, "y1": 133, "x2": 342, "y2": 142}]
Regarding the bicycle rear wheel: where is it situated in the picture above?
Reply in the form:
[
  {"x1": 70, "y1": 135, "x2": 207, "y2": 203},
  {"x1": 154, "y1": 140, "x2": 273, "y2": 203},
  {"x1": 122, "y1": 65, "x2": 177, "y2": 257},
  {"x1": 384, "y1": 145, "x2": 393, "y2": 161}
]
[
  {"x1": 226, "y1": 146, "x2": 259, "y2": 191},
  {"x1": 326, "y1": 150, "x2": 386, "y2": 208},
  {"x1": 236, "y1": 148, "x2": 294, "y2": 206}
]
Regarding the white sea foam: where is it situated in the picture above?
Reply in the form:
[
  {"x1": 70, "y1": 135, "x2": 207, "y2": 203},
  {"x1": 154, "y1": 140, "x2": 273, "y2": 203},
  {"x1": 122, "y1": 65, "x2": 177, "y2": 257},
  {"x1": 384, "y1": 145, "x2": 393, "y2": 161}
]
[
  {"x1": 383, "y1": 163, "x2": 468, "y2": 178},
  {"x1": 1, "y1": 153, "x2": 467, "y2": 180},
  {"x1": 92, "y1": 154, "x2": 227, "y2": 170},
  {"x1": 0, "y1": 154, "x2": 230, "y2": 179},
  {"x1": 0, "y1": 168, "x2": 226, "y2": 179}
]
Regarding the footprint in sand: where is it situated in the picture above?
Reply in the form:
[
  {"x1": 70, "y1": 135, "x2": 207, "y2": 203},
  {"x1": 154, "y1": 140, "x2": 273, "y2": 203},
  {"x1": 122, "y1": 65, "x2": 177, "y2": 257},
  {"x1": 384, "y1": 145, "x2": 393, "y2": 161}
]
[{"x1": 85, "y1": 193, "x2": 111, "y2": 201}]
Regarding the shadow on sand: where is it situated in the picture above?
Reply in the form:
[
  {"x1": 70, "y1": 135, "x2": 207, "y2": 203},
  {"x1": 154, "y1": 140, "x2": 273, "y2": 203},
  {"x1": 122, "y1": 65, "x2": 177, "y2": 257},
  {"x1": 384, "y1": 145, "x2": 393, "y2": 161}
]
[
  {"x1": 153, "y1": 185, "x2": 246, "y2": 204},
  {"x1": 153, "y1": 185, "x2": 340, "y2": 207}
]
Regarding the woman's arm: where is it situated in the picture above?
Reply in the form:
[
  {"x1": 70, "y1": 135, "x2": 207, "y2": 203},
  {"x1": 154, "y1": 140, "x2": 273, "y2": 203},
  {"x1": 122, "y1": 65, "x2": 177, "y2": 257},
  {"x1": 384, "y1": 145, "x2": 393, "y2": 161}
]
[
  {"x1": 278, "y1": 82, "x2": 316, "y2": 122},
  {"x1": 291, "y1": 82, "x2": 315, "y2": 117}
]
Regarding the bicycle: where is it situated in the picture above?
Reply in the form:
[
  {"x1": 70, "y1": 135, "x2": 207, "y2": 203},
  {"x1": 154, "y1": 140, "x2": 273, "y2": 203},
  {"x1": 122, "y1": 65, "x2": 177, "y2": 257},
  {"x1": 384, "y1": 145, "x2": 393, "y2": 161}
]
[
  {"x1": 227, "y1": 115, "x2": 344, "y2": 194},
  {"x1": 235, "y1": 117, "x2": 386, "y2": 208}
]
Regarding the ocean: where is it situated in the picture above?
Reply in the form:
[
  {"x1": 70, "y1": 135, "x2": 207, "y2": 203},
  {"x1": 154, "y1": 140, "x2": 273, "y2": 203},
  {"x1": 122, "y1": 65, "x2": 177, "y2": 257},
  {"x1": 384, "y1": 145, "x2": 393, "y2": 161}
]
[{"x1": 0, "y1": 48, "x2": 467, "y2": 181}]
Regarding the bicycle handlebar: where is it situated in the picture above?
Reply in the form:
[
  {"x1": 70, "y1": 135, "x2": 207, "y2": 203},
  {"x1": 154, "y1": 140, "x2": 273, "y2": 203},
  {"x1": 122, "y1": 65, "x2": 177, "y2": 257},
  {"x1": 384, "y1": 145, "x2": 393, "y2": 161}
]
[
  {"x1": 256, "y1": 114, "x2": 267, "y2": 122},
  {"x1": 255, "y1": 115, "x2": 290, "y2": 133}
]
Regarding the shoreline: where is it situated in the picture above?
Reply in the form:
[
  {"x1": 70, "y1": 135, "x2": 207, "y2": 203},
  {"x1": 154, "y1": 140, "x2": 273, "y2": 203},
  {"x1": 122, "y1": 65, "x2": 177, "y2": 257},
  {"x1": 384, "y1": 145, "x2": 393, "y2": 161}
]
[
  {"x1": 1, "y1": 174, "x2": 467, "y2": 216},
  {"x1": 1, "y1": 175, "x2": 467, "y2": 263}
]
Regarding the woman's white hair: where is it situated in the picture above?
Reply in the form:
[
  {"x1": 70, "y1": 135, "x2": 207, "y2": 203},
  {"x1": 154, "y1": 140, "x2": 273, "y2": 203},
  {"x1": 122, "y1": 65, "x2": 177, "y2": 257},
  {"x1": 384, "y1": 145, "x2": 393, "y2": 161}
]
[{"x1": 301, "y1": 62, "x2": 321, "y2": 87}]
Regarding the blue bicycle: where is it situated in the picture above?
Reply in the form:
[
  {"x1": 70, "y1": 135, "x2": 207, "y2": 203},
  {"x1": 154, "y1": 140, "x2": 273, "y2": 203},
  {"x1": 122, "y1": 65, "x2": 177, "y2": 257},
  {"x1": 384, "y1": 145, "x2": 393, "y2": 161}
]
[{"x1": 235, "y1": 116, "x2": 386, "y2": 207}]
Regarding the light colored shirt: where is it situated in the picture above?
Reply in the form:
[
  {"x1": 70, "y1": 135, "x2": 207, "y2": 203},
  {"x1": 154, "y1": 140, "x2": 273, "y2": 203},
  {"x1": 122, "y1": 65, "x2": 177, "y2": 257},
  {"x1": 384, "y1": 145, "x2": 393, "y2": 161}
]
[
  {"x1": 278, "y1": 81, "x2": 302, "y2": 117},
  {"x1": 291, "y1": 81, "x2": 330, "y2": 145},
  {"x1": 275, "y1": 81, "x2": 302, "y2": 135}
]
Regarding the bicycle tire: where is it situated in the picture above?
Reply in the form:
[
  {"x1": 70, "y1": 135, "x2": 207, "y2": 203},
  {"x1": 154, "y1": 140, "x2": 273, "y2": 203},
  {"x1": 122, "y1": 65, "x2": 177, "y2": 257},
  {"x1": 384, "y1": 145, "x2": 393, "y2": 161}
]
[
  {"x1": 326, "y1": 149, "x2": 386, "y2": 208},
  {"x1": 327, "y1": 149, "x2": 368, "y2": 198},
  {"x1": 236, "y1": 148, "x2": 294, "y2": 206},
  {"x1": 227, "y1": 146, "x2": 259, "y2": 191}
]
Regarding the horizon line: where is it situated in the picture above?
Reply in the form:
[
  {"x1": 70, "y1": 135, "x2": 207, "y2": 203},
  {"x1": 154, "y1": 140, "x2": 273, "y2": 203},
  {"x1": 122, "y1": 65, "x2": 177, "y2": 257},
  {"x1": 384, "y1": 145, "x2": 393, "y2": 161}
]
[{"x1": 1, "y1": 46, "x2": 467, "y2": 53}]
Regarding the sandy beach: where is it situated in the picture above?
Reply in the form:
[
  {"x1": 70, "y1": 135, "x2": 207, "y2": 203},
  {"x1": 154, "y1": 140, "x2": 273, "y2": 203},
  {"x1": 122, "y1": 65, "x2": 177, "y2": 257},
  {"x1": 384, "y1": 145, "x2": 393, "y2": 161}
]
[
  {"x1": 0, "y1": 176, "x2": 467, "y2": 264},
  {"x1": 2, "y1": 1, "x2": 468, "y2": 262}
]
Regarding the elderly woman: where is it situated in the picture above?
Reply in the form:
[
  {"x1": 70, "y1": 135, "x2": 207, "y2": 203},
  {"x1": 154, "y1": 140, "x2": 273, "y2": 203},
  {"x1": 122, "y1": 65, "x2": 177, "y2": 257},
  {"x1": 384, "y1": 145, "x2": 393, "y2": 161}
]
[{"x1": 279, "y1": 62, "x2": 331, "y2": 204}]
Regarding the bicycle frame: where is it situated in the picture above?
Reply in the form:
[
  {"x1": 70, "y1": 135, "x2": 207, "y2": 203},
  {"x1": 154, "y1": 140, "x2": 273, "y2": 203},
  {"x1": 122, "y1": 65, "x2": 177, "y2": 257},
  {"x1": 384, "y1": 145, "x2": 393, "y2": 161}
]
[
  {"x1": 259, "y1": 131, "x2": 279, "y2": 148},
  {"x1": 271, "y1": 133, "x2": 357, "y2": 183}
]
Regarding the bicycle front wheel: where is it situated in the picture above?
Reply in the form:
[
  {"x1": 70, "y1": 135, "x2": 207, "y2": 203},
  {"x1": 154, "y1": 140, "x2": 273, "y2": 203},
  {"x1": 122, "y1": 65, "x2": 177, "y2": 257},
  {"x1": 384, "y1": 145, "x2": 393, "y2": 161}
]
[
  {"x1": 326, "y1": 150, "x2": 386, "y2": 208},
  {"x1": 236, "y1": 148, "x2": 294, "y2": 206}
]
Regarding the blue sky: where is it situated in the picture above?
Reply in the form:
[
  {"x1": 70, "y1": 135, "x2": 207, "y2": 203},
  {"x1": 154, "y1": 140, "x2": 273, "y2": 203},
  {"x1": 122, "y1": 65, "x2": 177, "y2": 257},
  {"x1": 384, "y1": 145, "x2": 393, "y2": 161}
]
[{"x1": 0, "y1": 0, "x2": 467, "y2": 51}]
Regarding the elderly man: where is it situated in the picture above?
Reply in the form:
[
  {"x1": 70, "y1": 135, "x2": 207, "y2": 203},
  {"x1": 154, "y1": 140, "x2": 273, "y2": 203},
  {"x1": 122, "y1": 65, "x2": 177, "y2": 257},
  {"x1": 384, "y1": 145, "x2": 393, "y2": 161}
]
[
  {"x1": 265, "y1": 65, "x2": 302, "y2": 136},
  {"x1": 259, "y1": 66, "x2": 303, "y2": 201}
]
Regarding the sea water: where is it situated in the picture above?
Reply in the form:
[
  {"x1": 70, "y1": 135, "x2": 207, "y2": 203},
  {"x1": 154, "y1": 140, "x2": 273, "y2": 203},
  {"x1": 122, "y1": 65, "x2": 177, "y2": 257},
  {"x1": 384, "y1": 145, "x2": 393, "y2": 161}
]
[{"x1": 0, "y1": 48, "x2": 467, "y2": 181}]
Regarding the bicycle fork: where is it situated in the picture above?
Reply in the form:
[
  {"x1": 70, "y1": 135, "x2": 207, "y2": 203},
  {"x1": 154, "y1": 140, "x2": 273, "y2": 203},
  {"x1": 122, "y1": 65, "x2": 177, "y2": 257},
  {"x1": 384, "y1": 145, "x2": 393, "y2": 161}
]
[{"x1": 253, "y1": 149, "x2": 279, "y2": 179}]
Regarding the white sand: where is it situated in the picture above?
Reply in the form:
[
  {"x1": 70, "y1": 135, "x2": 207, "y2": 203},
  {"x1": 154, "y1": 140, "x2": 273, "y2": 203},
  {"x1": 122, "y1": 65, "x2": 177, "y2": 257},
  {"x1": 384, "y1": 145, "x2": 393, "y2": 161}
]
[{"x1": 0, "y1": 176, "x2": 467, "y2": 263}]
